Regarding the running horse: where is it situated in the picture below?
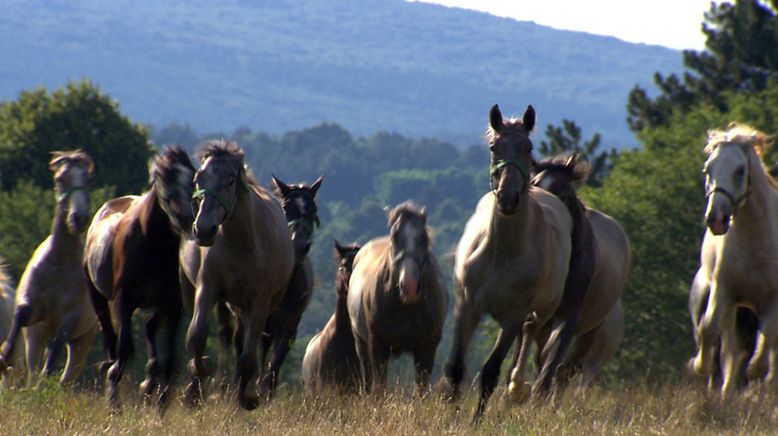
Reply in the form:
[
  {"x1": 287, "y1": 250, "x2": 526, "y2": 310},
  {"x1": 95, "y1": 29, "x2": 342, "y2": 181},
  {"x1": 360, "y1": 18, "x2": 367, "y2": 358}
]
[
  {"x1": 441, "y1": 105, "x2": 573, "y2": 422},
  {"x1": 83, "y1": 146, "x2": 195, "y2": 408},
  {"x1": 506, "y1": 153, "x2": 630, "y2": 399},
  {"x1": 181, "y1": 140, "x2": 294, "y2": 410},
  {"x1": 690, "y1": 124, "x2": 778, "y2": 399},
  {"x1": 0, "y1": 151, "x2": 98, "y2": 384}
]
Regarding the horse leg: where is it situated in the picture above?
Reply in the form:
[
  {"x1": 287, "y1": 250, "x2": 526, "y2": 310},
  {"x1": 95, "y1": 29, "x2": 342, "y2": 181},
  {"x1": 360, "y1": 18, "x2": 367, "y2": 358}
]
[
  {"x1": 442, "y1": 296, "x2": 480, "y2": 402},
  {"x1": 140, "y1": 309, "x2": 163, "y2": 404},
  {"x1": 235, "y1": 309, "x2": 267, "y2": 411},
  {"x1": 158, "y1": 300, "x2": 181, "y2": 409},
  {"x1": 474, "y1": 322, "x2": 521, "y2": 424},
  {"x1": 507, "y1": 312, "x2": 540, "y2": 403},
  {"x1": 751, "y1": 305, "x2": 778, "y2": 393},
  {"x1": 0, "y1": 304, "x2": 34, "y2": 375},
  {"x1": 106, "y1": 299, "x2": 134, "y2": 408},
  {"x1": 533, "y1": 311, "x2": 580, "y2": 396},
  {"x1": 354, "y1": 335, "x2": 371, "y2": 394},
  {"x1": 24, "y1": 326, "x2": 47, "y2": 386},
  {"x1": 368, "y1": 335, "x2": 390, "y2": 397},
  {"x1": 718, "y1": 304, "x2": 744, "y2": 399},
  {"x1": 413, "y1": 346, "x2": 436, "y2": 396},
  {"x1": 184, "y1": 287, "x2": 216, "y2": 407},
  {"x1": 216, "y1": 300, "x2": 234, "y2": 393},
  {"x1": 41, "y1": 312, "x2": 81, "y2": 380},
  {"x1": 61, "y1": 321, "x2": 98, "y2": 384},
  {"x1": 86, "y1": 272, "x2": 116, "y2": 375},
  {"x1": 692, "y1": 282, "x2": 727, "y2": 378}
]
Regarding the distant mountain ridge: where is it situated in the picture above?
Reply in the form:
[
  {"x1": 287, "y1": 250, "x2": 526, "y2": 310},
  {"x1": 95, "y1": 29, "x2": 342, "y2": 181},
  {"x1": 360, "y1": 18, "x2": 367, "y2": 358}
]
[{"x1": 0, "y1": 0, "x2": 682, "y2": 147}]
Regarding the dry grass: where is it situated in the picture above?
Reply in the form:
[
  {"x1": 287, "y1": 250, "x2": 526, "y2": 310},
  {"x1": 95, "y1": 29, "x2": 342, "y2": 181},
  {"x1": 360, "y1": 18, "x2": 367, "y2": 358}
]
[{"x1": 1, "y1": 379, "x2": 778, "y2": 435}]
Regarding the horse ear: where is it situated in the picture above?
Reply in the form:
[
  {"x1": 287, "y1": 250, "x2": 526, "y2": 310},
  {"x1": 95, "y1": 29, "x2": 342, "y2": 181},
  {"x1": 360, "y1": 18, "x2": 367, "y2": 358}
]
[
  {"x1": 271, "y1": 174, "x2": 290, "y2": 195},
  {"x1": 523, "y1": 105, "x2": 536, "y2": 132},
  {"x1": 311, "y1": 175, "x2": 324, "y2": 196},
  {"x1": 565, "y1": 153, "x2": 578, "y2": 168},
  {"x1": 334, "y1": 240, "x2": 345, "y2": 257},
  {"x1": 489, "y1": 104, "x2": 503, "y2": 133},
  {"x1": 420, "y1": 206, "x2": 427, "y2": 223}
]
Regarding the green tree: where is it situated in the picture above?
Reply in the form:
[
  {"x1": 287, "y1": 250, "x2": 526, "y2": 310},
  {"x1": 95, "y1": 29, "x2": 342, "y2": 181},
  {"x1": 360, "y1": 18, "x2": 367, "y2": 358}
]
[
  {"x1": 0, "y1": 80, "x2": 154, "y2": 194},
  {"x1": 538, "y1": 120, "x2": 614, "y2": 187},
  {"x1": 627, "y1": 0, "x2": 778, "y2": 132}
]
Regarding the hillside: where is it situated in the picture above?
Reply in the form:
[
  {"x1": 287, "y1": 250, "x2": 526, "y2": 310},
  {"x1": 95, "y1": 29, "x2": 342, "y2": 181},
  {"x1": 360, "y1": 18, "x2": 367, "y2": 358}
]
[{"x1": 0, "y1": 0, "x2": 681, "y2": 146}]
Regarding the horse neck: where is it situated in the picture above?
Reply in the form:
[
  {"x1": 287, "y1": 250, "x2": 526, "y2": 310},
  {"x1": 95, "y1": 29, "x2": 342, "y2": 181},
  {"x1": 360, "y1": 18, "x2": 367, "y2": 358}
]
[
  {"x1": 50, "y1": 201, "x2": 82, "y2": 257},
  {"x1": 735, "y1": 157, "x2": 778, "y2": 234},
  {"x1": 489, "y1": 192, "x2": 536, "y2": 255},
  {"x1": 139, "y1": 187, "x2": 178, "y2": 240},
  {"x1": 333, "y1": 290, "x2": 351, "y2": 334},
  {"x1": 220, "y1": 186, "x2": 255, "y2": 247},
  {"x1": 561, "y1": 192, "x2": 588, "y2": 247}
]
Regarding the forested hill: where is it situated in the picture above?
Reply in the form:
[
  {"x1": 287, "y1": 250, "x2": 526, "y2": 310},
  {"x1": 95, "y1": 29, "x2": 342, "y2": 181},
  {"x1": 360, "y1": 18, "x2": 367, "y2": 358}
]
[{"x1": 0, "y1": 0, "x2": 681, "y2": 147}]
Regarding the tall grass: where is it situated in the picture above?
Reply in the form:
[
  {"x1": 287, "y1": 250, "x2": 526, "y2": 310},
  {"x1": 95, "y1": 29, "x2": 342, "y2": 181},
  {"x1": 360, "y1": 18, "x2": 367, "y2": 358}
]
[{"x1": 1, "y1": 379, "x2": 777, "y2": 435}]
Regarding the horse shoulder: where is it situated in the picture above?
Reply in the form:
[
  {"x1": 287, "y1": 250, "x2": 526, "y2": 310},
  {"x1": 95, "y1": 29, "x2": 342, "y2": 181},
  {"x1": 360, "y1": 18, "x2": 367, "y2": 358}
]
[{"x1": 347, "y1": 238, "x2": 389, "y2": 340}]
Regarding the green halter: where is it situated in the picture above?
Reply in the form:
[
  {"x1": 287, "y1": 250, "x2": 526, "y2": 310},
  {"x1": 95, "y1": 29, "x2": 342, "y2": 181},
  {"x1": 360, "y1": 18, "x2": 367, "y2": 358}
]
[{"x1": 490, "y1": 158, "x2": 530, "y2": 193}]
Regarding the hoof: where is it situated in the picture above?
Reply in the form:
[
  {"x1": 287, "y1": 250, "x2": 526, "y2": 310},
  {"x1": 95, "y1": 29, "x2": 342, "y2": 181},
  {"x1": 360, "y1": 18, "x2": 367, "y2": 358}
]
[
  {"x1": 436, "y1": 378, "x2": 459, "y2": 403},
  {"x1": 187, "y1": 356, "x2": 217, "y2": 378},
  {"x1": 98, "y1": 360, "x2": 114, "y2": 376},
  {"x1": 506, "y1": 380, "x2": 532, "y2": 403},
  {"x1": 139, "y1": 379, "x2": 157, "y2": 402},
  {"x1": 183, "y1": 380, "x2": 203, "y2": 408},
  {"x1": 687, "y1": 356, "x2": 707, "y2": 377}
]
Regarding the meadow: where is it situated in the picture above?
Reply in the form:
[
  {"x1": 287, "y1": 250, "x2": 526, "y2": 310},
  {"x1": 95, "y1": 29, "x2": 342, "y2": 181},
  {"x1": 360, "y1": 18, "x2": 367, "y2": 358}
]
[{"x1": 1, "y1": 378, "x2": 776, "y2": 435}]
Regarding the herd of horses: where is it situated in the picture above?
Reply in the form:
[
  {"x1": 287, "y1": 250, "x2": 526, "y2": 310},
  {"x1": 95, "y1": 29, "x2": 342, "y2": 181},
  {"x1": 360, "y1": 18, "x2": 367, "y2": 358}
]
[{"x1": 0, "y1": 103, "x2": 771, "y2": 421}]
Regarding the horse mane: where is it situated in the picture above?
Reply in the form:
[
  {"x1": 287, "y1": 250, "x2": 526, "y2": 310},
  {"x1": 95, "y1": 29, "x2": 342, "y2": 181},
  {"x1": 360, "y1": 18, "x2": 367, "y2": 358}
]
[
  {"x1": 705, "y1": 123, "x2": 778, "y2": 189},
  {"x1": 195, "y1": 139, "x2": 259, "y2": 187},
  {"x1": 484, "y1": 118, "x2": 529, "y2": 144},
  {"x1": 149, "y1": 145, "x2": 194, "y2": 185},
  {"x1": 534, "y1": 153, "x2": 592, "y2": 188},
  {"x1": 48, "y1": 149, "x2": 95, "y2": 174}
]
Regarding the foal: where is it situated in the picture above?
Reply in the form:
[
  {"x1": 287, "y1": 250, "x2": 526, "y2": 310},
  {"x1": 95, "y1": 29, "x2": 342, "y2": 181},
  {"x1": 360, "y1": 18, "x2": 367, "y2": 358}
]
[
  {"x1": 302, "y1": 241, "x2": 361, "y2": 395},
  {"x1": 0, "y1": 151, "x2": 97, "y2": 384}
]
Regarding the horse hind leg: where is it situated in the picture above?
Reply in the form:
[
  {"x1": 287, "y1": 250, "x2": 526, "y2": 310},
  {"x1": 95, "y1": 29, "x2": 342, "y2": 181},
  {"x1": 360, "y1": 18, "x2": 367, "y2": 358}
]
[
  {"x1": 158, "y1": 301, "x2": 182, "y2": 410},
  {"x1": 106, "y1": 299, "x2": 135, "y2": 409},
  {"x1": 215, "y1": 300, "x2": 234, "y2": 394},
  {"x1": 692, "y1": 283, "x2": 727, "y2": 379},
  {"x1": 507, "y1": 312, "x2": 540, "y2": 403},
  {"x1": 86, "y1": 277, "x2": 117, "y2": 373},
  {"x1": 60, "y1": 321, "x2": 98, "y2": 384}
]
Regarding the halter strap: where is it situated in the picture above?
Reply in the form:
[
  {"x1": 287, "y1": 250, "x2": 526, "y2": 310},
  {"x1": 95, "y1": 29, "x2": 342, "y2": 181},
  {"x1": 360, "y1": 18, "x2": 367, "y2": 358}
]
[
  {"x1": 192, "y1": 188, "x2": 235, "y2": 217},
  {"x1": 56, "y1": 185, "x2": 89, "y2": 203},
  {"x1": 705, "y1": 186, "x2": 749, "y2": 211},
  {"x1": 490, "y1": 158, "x2": 530, "y2": 193}
]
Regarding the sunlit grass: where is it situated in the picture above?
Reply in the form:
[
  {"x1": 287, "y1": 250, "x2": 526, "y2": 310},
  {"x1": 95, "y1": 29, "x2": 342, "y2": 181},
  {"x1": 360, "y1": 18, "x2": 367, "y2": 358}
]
[{"x1": 1, "y1": 378, "x2": 777, "y2": 435}]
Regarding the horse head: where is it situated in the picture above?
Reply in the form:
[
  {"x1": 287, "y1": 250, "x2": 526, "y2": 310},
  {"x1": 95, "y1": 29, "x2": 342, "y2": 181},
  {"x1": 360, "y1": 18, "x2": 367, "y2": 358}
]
[
  {"x1": 191, "y1": 140, "x2": 250, "y2": 246},
  {"x1": 334, "y1": 240, "x2": 360, "y2": 298},
  {"x1": 151, "y1": 146, "x2": 196, "y2": 234},
  {"x1": 387, "y1": 202, "x2": 430, "y2": 304},
  {"x1": 49, "y1": 149, "x2": 94, "y2": 234},
  {"x1": 702, "y1": 125, "x2": 767, "y2": 235},
  {"x1": 272, "y1": 175, "x2": 323, "y2": 262},
  {"x1": 532, "y1": 153, "x2": 592, "y2": 202},
  {"x1": 487, "y1": 104, "x2": 536, "y2": 215}
]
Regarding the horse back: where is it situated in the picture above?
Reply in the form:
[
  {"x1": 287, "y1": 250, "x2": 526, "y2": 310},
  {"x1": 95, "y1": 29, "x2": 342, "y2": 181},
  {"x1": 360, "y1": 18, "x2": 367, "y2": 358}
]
[{"x1": 84, "y1": 195, "x2": 139, "y2": 300}]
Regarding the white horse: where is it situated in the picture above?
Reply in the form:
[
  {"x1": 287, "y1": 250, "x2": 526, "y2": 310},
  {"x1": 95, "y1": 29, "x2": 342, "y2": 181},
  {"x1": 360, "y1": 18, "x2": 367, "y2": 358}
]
[
  {"x1": 690, "y1": 124, "x2": 778, "y2": 399},
  {"x1": 0, "y1": 151, "x2": 98, "y2": 384}
]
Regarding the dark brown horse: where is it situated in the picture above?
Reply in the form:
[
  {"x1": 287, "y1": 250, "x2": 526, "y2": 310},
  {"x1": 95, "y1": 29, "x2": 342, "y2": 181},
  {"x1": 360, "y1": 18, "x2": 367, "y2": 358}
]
[
  {"x1": 302, "y1": 241, "x2": 361, "y2": 395},
  {"x1": 84, "y1": 146, "x2": 195, "y2": 408},
  {"x1": 180, "y1": 140, "x2": 294, "y2": 410},
  {"x1": 256, "y1": 175, "x2": 323, "y2": 397},
  {"x1": 348, "y1": 202, "x2": 448, "y2": 394}
]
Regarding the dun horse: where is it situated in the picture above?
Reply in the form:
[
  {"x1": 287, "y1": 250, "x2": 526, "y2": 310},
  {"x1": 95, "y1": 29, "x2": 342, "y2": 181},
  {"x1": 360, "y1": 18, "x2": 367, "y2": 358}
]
[
  {"x1": 348, "y1": 202, "x2": 447, "y2": 394},
  {"x1": 181, "y1": 140, "x2": 294, "y2": 410},
  {"x1": 257, "y1": 175, "x2": 323, "y2": 397},
  {"x1": 0, "y1": 151, "x2": 97, "y2": 384},
  {"x1": 84, "y1": 146, "x2": 195, "y2": 407},
  {"x1": 507, "y1": 153, "x2": 630, "y2": 398},
  {"x1": 302, "y1": 241, "x2": 361, "y2": 395},
  {"x1": 441, "y1": 105, "x2": 573, "y2": 421},
  {"x1": 690, "y1": 124, "x2": 778, "y2": 399}
]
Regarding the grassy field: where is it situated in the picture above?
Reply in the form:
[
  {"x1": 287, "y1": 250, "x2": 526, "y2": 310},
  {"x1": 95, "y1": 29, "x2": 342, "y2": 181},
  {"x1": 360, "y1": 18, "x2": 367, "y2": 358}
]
[{"x1": 1, "y1": 378, "x2": 777, "y2": 435}]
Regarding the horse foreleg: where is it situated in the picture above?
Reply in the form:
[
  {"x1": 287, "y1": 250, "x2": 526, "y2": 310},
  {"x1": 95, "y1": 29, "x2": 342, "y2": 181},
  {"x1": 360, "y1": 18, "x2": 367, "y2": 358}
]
[
  {"x1": 413, "y1": 346, "x2": 436, "y2": 396},
  {"x1": 235, "y1": 309, "x2": 266, "y2": 411},
  {"x1": 442, "y1": 296, "x2": 480, "y2": 402},
  {"x1": 158, "y1": 301, "x2": 181, "y2": 410},
  {"x1": 533, "y1": 312, "x2": 580, "y2": 397},
  {"x1": 354, "y1": 335, "x2": 371, "y2": 394},
  {"x1": 474, "y1": 322, "x2": 521, "y2": 424},
  {"x1": 260, "y1": 329, "x2": 294, "y2": 400},
  {"x1": 215, "y1": 300, "x2": 234, "y2": 393},
  {"x1": 507, "y1": 312, "x2": 540, "y2": 403},
  {"x1": 692, "y1": 282, "x2": 726, "y2": 378},
  {"x1": 140, "y1": 309, "x2": 163, "y2": 403},
  {"x1": 718, "y1": 305, "x2": 743, "y2": 399},
  {"x1": 41, "y1": 313, "x2": 80, "y2": 380},
  {"x1": 752, "y1": 305, "x2": 778, "y2": 394},
  {"x1": 185, "y1": 287, "x2": 216, "y2": 407},
  {"x1": 107, "y1": 300, "x2": 134, "y2": 408},
  {"x1": 61, "y1": 322, "x2": 97, "y2": 384},
  {"x1": 368, "y1": 335, "x2": 390, "y2": 397},
  {"x1": 0, "y1": 304, "x2": 34, "y2": 375},
  {"x1": 86, "y1": 273, "x2": 116, "y2": 373}
]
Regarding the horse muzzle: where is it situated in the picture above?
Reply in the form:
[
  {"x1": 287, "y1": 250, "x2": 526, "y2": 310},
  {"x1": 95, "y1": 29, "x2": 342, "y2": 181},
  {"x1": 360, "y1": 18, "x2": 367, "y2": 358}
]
[
  {"x1": 193, "y1": 224, "x2": 218, "y2": 247},
  {"x1": 496, "y1": 191, "x2": 520, "y2": 215},
  {"x1": 706, "y1": 212, "x2": 731, "y2": 235},
  {"x1": 398, "y1": 261, "x2": 420, "y2": 304}
]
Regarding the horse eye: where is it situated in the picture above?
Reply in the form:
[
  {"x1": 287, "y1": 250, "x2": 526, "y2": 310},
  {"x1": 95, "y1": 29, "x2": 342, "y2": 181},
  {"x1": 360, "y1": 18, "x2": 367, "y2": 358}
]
[{"x1": 734, "y1": 166, "x2": 745, "y2": 179}]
